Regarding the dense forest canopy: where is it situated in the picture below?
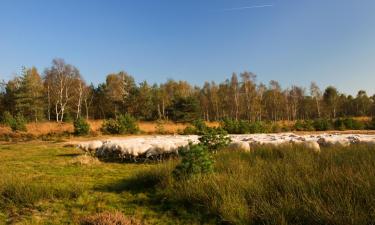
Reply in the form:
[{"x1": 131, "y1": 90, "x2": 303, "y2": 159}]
[{"x1": 1, "y1": 58, "x2": 374, "y2": 123}]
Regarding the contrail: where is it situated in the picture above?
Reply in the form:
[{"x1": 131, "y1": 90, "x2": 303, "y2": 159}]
[{"x1": 222, "y1": 4, "x2": 274, "y2": 11}]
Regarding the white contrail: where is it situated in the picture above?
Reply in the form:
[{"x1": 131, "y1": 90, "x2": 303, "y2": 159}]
[{"x1": 222, "y1": 4, "x2": 274, "y2": 11}]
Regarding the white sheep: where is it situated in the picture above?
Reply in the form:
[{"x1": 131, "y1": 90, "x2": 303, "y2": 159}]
[
  {"x1": 77, "y1": 141, "x2": 103, "y2": 155},
  {"x1": 227, "y1": 141, "x2": 251, "y2": 152},
  {"x1": 302, "y1": 141, "x2": 321, "y2": 153},
  {"x1": 317, "y1": 137, "x2": 350, "y2": 147}
]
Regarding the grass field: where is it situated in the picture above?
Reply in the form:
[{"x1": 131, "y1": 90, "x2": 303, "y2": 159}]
[{"x1": 1, "y1": 141, "x2": 375, "y2": 224}]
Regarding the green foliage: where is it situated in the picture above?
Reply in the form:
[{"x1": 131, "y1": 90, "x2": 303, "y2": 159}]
[
  {"x1": 343, "y1": 117, "x2": 365, "y2": 130},
  {"x1": 198, "y1": 128, "x2": 231, "y2": 152},
  {"x1": 333, "y1": 118, "x2": 365, "y2": 131},
  {"x1": 369, "y1": 117, "x2": 375, "y2": 130},
  {"x1": 73, "y1": 117, "x2": 90, "y2": 136},
  {"x1": 182, "y1": 119, "x2": 208, "y2": 135},
  {"x1": 101, "y1": 114, "x2": 139, "y2": 134},
  {"x1": 334, "y1": 118, "x2": 346, "y2": 131},
  {"x1": 313, "y1": 118, "x2": 333, "y2": 131},
  {"x1": 221, "y1": 119, "x2": 271, "y2": 134},
  {"x1": 173, "y1": 144, "x2": 214, "y2": 179},
  {"x1": 155, "y1": 119, "x2": 166, "y2": 134},
  {"x1": 167, "y1": 96, "x2": 200, "y2": 122},
  {"x1": 7, "y1": 113, "x2": 27, "y2": 132},
  {"x1": 1, "y1": 111, "x2": 13, "y2": 125},
  {"x1": 294, "y1": 120, "x2": 314, "y2": 131}
]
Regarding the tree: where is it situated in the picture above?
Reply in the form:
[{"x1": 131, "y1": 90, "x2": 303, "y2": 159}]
[
  {"x1": 167, "y1": 96, "x2": 200, "y2": 122},
  {"x1": 44, "y1": 59, "x2": 82, "y2": 122},
  {"x1": 310, "y1": 82, "x2": 322, "y2": 118},
  {"x1": 15, "y1": 67, "x2": 44, "y2": 122},
  {"x1": 240, "y1": 71, "x2": 257, "y2": 121},
  {"x1": 105, "y1": 71, "x2": 135, "y2": 116},
  {"x1": 323, "y1": 86, "x2": 339, "y2": 118}
]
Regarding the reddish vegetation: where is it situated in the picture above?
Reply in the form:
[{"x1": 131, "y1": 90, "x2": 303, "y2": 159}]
[{"x1": 79, "y1": 211, "x2": 142, "y2": 225}]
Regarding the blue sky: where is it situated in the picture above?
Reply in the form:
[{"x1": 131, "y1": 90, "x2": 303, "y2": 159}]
[{"x1": 0, "y1": 0, "x2": 374, "y2": 95}]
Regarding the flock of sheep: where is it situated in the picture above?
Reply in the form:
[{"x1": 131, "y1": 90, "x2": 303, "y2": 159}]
[{"x1": 77, "y1": 133, "x2": 375, "y2": 161}]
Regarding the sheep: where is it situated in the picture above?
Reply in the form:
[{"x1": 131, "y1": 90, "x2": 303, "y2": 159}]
[
  {"x1": 227, "y1": 141, "x2": 251, "y2": 152},
  {"x1": 302, "y1": 141, "x2": 321, "y2": 153},
  {"x1": 317, "y1": 137, "x2": 350, "y2": 147},
  {"x1": 77, "y1": 141, "x2": 103, "y2": 155}
]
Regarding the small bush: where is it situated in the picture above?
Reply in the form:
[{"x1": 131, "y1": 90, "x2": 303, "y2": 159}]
[
  {"x1": 1, "y1": 111, "x2": 13, "y2": 125},
  {"x1": 343, "y1": 117, "x2": 365, "y2": 130},
  {"x1": 101, "y1": 114, "x2": 139, "y2": 134},
  {"x1": 199, "y1": 128, "x2": 231, "y2": 152},
  {"x1": 313, "y1": 118, "x2": 333, "y2": 131},
  {"x1": 73, "y1": 117, "x2": 90, "y2": 136},
  {"x1": 294, "y1": 120, "x2": 315, "y2": 131},
  {"x1": 182, "y1": 119, "x2": 208, "y2": 135},
  {"x1": 8, "y1": 113, "x2": 27, "y2": 132},
  {"x1": 334, "y1": 118, "x2": 346, "y2": 131},
  {"x1": 80, "y1": 211, "x2": 141, "y2": 225},
  {"x1": 155, "y1": 119, "x2": 166, "y2": 134},
  {"x1": 369, "y1": 117, "x2": 375, "y2": 130},
  {"x1": 173, "y1": 144, "x2": 214, "y2": 179}
]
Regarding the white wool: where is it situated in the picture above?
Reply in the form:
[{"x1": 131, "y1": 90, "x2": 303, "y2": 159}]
[
  {"x1": 302, "y1": 141, "x2": 321, "y2": 153},
  {"x1": 227, "y1": 142, "x2": 251, "y2": 152},
  {"x1": 78, "y1": 141, "x2": 103, "y2": 155},
  {"x1": 318, "y1": 137, "x2": 350, "y2": 147}
]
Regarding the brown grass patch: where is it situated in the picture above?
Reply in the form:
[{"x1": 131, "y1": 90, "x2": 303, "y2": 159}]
[{"x1": 80, "y1": 211, "x2": 142, "y2": 225}]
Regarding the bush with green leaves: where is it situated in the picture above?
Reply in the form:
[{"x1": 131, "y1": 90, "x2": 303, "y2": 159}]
[
  {"x1": 313, "y1": 118, "x2": 333, "y2": 131},
  {"x1": 73, "y1": 117, "x2": 90, "y2": 136},
  {"x1": 101, "y1": 114, "x2": 139, "y2": 134},
  {"x1": 199, "y1": 128, "x2": 231, "y2": 152},
  {"x1": 221, "y1": 119, "x2": 272, "y2": 134},
  {"x1": 1, "y1": 111, "x2": 14, "y2": 125},
  {"x1": 343, "y1": 118, "x2": 365, "y2": 130},
  {"x1": 294, "y1": 120, "x2": 315, "y2": 131},
  {"x1": 182, "y1": 119, "x2": 208, "y2": 135},
  {"x1": 369, "y1": 117, "x2": 375, "y2": 130},
  {"x1": 7, "y1": 113, "x2": 27, "y2": 132},
  {"x1": 173, "y1": 144, "x2": 214, "y2": 179}
]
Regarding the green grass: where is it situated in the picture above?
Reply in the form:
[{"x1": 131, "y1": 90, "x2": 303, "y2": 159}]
[
  {"x1": 139, "y1": 145, "x2": 375, "y2": 225},
  {"x1": 1, "y1": 142, "x2": 375, "y2": 225},
  {"x1": 0, "y1": 142, "x2": 202, "y2": 225}
]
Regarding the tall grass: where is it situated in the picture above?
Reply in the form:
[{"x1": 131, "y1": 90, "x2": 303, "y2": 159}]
[
  {"x1": 138, "y1": 145, "x2": 375, "y2": 224},
  {"x1": 0, "y1": 174, "x2": 85, "y2": 209}
]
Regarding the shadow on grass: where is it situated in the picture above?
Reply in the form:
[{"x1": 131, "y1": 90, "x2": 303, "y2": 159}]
[
  {"x1": 95, "y1": 169, "x2": 218, "y2": 224},
  {"x1": 56, "y1": 153, "x2": 81, "y2": 157}
]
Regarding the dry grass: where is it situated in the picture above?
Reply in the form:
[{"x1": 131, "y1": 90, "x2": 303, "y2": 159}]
[
  {"x1": 0, "y1": 120, "x2": 220, "y2": 137},
  {"x1": 0, "y1": 118, "x2": 373, "y2": 141},
  {"x1": 69, "y1": 155, "x2": 101, "y2": 166},
  {"x1": 80, "y1": 211, "x2": 142, "y2": 225}
]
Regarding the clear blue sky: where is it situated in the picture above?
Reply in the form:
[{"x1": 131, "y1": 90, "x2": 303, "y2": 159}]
[{"x1": 1, "y1": 0, "x2": 374, "y2": 95}]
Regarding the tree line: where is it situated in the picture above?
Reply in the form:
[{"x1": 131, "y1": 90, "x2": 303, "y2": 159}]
[{"x1": 1, "y1": 58, "x2": 374, "y2": 123}]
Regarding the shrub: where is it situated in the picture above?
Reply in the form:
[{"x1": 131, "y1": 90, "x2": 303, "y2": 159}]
[
  {"x1": 8, "y1": 113, "x2": 27, "y2": 132},
  {"x1": 155, "y1": 119, "x2": 166, "y2": 134},
  {"x1": 1, "y1": 111, "x2": 13, "y2": 125},
  {"x1": 173, "y1": 144, "x2": 214, "y2": 179},
  {"x1": 80, "y1": 211, "x2": 141, "y2": 225},
  {"x1": 334, "y1": 118, "x2": 346, "y2": 131},
  {"x1": 182, "y1": 119, "x2": 208, "y2": 135},
  {"x1": 73, "y1": 117, "x2": 90, "y2": 136},
  {"x1": 369, "y1": 117, "x2": 375, "y2": 130},
  {"x1": 343, "y1": 117, "x2": 365, "y2": 130},
  {"x1": 294, "y1": 120, "x2": 315, "y2": 131},
  {"x1": 313, "y1": 118, "x2": 333, "y2": 131},
  {"x1": 101, "y1": 114, "x2": 139, "y2": 134},
  {"x1": 199, "y1": 128, "x2": 231, "y2": 152}
]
